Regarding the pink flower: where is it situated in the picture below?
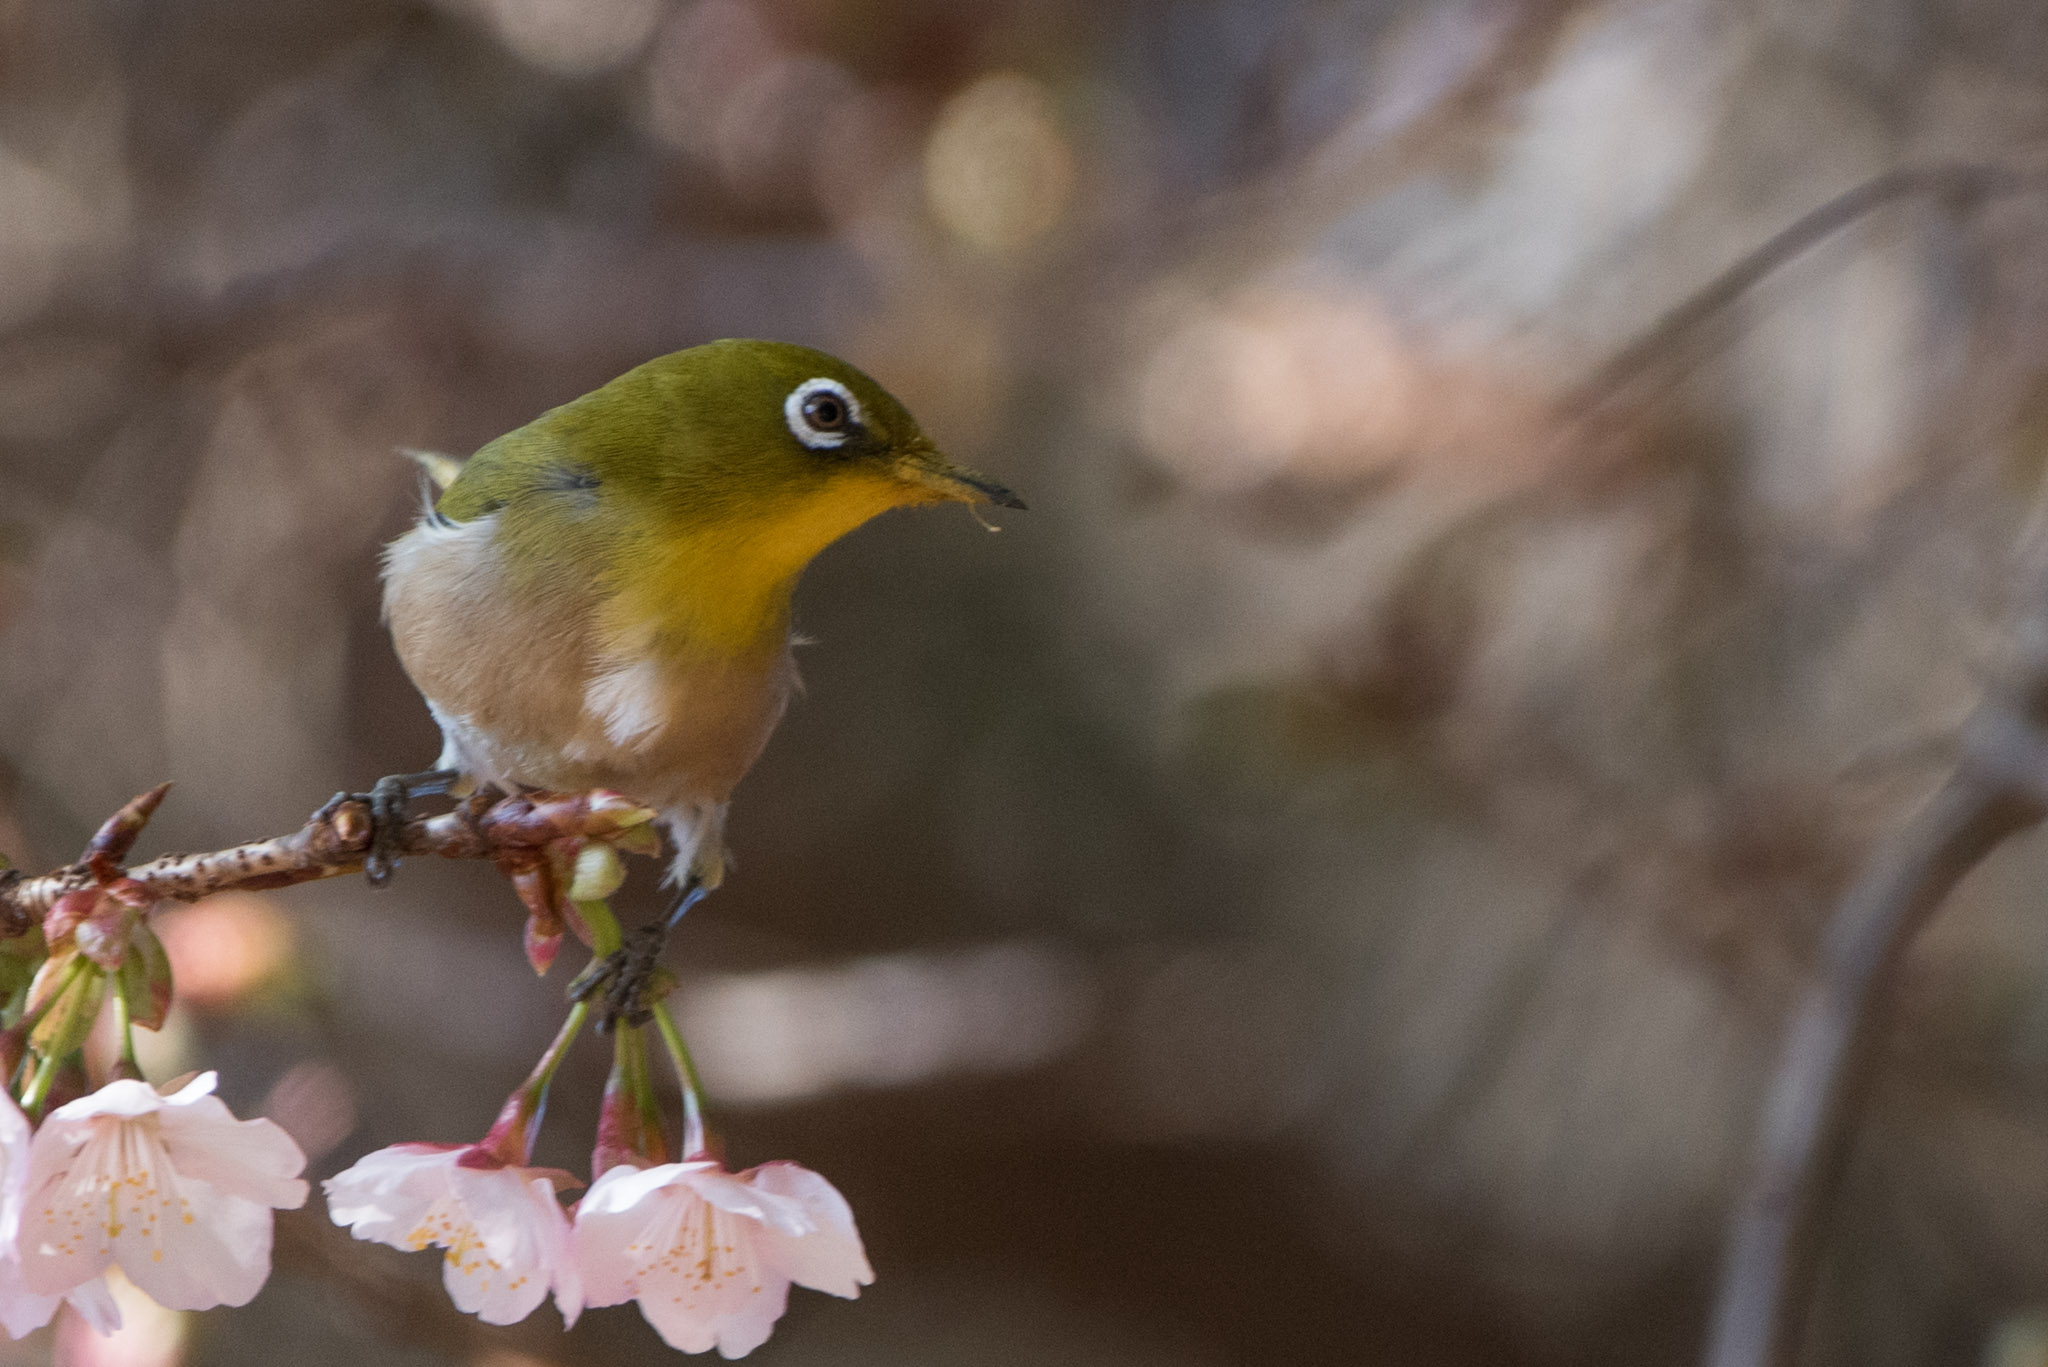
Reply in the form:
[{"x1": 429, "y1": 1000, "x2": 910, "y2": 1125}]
[
  {"x1": 573, "y1": 1159, "x2": 871, "y2": 1358},
  {"x1": 323, "y1": 1144, "x2": 581, "y2": 1326},
  {"x1": 18, "y1": 1073, "x2": 308, "y2": 1313},
  {"x1": 0, "y1": 1086, "x2": 117, "y2": 1339}
]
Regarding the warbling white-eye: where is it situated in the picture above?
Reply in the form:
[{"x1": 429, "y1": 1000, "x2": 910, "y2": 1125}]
[{"x1": 368, "y1": 339, "x2": 1023, "y2": 1020}]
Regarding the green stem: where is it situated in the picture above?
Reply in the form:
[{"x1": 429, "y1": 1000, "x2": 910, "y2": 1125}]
[
  {"x1": 533, "y1": 1000, "x2": 590, "y2": 1095},
  {"x1": 576, "y1": 897, "x2": 624, "y2": 957},
  {"x1": 626, "y1": 1023, "x2": 665, "y2": 1164},
  {"x1": 479, "y1": 999, "x2": 590, "y2": 1164},
  {"x1": 20, "y1": 1051, "x2": 59, "y2": 1118},
  {"x1": 110, "y1": 988, "x2": 140, "y2": 1082},
  {"x1": 653, "y1": 1001, "x2": 707, "y2": 1159},
  {"x1": 593, "y1": 1027, "x2": 641, "y2": 1175}
]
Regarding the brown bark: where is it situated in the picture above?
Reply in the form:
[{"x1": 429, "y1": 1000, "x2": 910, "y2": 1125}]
[{"x1": 0, "y1": 787, "x2": 656, "y2": 935}]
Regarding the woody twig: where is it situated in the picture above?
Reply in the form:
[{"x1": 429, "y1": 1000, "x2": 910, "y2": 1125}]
[
  {"x1": 0, "y1": 784, "x2": 658, "y2": 936},
  {"x1": 1702, "y1": 584, "x2": 2048, "y2": 1367}
]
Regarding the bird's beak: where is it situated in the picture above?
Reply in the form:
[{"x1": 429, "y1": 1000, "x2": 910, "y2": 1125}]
[{"x1": 893, "y1": 445, "x2": 1027, "y2": 510}]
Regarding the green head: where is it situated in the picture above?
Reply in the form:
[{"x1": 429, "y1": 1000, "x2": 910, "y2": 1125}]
[{"x1": 437, "y1": 339, "x2": 1023, "y2": 656}]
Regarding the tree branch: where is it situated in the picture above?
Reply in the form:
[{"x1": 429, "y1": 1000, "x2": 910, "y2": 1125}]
[
  {"x1": 0, "y1": 786, "x2": 657, "y2": 934},
  {"x1": 1568, "y1": 163, "x2": 2040, "y2": 424},
  {"x1": 1701, "y1": 619, "x2": 2048, "y2": 1366}
]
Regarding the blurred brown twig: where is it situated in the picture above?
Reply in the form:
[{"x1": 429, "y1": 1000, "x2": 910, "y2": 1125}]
[
  {"x1": 1567, "y1": 162, "x2": 2041, "y2": 425},
  {"x1": 1702, "y1": 581, "x2": 2048, "y2": 1366},
  {"x1": 0, "y1": 784, "x2": 656, "y2": 933}
]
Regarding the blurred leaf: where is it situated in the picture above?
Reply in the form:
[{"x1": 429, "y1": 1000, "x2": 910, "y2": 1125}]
[
  {"x1": 0, "y1": 941, "x2": 38, "y2": 1021},
  {"x1": 117, "y1": 921, "x2": 173, "y2": 1032}
]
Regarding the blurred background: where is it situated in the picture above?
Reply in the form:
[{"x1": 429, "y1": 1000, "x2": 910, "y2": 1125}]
[{"x1": 5, "y1": 0, "x2": 2048, "y2": 1363}]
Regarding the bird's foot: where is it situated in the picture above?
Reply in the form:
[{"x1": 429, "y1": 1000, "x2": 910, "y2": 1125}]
[
  {"x1": 569, "y1": 877, "x2": 707, "y2": 1031},
  {"x1": 317, "y1": 768, "x2": 464, "y2": 887},
  {"x1": 570, "y1": 924, "x2": 667, "y2": 1031}
]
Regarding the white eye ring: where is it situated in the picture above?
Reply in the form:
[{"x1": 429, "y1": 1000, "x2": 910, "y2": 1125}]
[{"x1": 784, "y1": 377, "x2": 862, "y2": 449}]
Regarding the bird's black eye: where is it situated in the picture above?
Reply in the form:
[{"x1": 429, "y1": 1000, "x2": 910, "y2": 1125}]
[
  {"x1": 802, "y1": 391, "x2": 848, "y2": 431},
  {"x1": 785, "y1": 377, "x2": 863, "y2": 450}
]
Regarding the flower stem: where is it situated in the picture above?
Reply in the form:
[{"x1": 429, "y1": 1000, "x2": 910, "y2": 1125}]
[
  {"x1": 478, "y1": 999, "x2": 589, "y2": 1165},
  {"x1": 576, "y1": 897, "x2": 624, "y2": 957},
  {"x1": 110, "y1": 988, "x2": 141, "y2": 1082},
  {"x1": 652, "y1": 1001, "x2": 707, "y2": 1160},
  {"x1": 19, "y1": 1050, "x2": 59, "y2": 1119},
  {"x1": 626, "y1": 1023, "x2": 665, "y2": 1164},
  {"x1": 594, "y1": 1022, "x2": 664, "y2": 1175},
  {"x1": 530, "y1": 1000, "x2": 590, "y2": 1098}
]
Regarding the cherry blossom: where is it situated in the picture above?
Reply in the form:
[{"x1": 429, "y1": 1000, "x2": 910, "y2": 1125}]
[
  {"x1": 0, "y1": 1084, "x2": 116, "y2": 1339},
  {"x1": 18, "y1": 1073, "x2": 307, "y2": 1313},
  {"x1": 573, "y1": 1158, "x2": 871, "y2": 1358},
  {"x1": 323, "y1": 1143, "x2": 581, "y2": 1326}
]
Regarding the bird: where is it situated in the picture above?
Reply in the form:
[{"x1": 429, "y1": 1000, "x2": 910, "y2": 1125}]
[{"x1": 370, "y1": 338, "x2": 1022, "y2": 1017}]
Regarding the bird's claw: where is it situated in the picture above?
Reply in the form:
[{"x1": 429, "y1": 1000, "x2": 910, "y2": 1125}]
[
  {"x1": 570, "y1": 877, "x2": 706, "y2": 1031},
  {"x1": 571, "y1": 925, "x2": 668, "y2": 1032},
  {"x1": 320, "y1": 768, "x2": 462, "y2": 888},
  {"x1": 564, "y1": 951, "x2": 617, "y2": 1004},
  {"x1": 364, "y1": 774, "x2": 410, "y2": 887}
]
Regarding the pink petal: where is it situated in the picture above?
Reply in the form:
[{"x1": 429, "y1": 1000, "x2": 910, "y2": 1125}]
[
  {"x1": 18, "y1": 1128, "x2": 119, "y2": 1296},
  {"x1": 580, "y1": 1161, "x2": 706, "y2": 1219},
  {"x1": 681, "y1": 1166, "x2": 811, "y2": 1237},
  {"x1": 0, "y1": 1091, "x2": 28, "y2": 1160},
  {"x1": 539, "y1": 1177, "x2": 583, "y2": 1328},
  {"x1": 47, "y1": 1075, "x2": 205, "y2": 1123},
  {"x1": 572, "y1": 1160, "x2": 860, "y2": 1355},
  {"x1": 439, "y1": 1244, "x2": 553, "y2": 1326},
  {"x1": 22, "y1": 1083, "x2": 296, "y2": 1314},
  {"x1": 437, "y1": 1168, "x2": 566, "y2": 1325},
  {"x1": 710, "y1": 1277, "x2": 791, "y2": 1359},
  {"x1": 116, "y1": 1179, "x2": 275, "y2": 1311},
  {"x1": 326, "y1": 1148, "x2": 575, "y2": 1326},
  {"x1": 0, "y1": 1091, "x2": 33, "y2": 1252},
  {"x1": 155, "y1": 1074, "x2": 223, "y2": 1108},
  {"x1": 158, "y1": 1097, "x2": 307, "y2": 1210},
  {"x1": 747, "y1": 1164, "x2": 859, "y2": 1235},
  {"x1": 47, "y1": 1082, "x2": 161, "y2": 1123},
  {"x1": 572, "y1": 1167, "x2": 676, "y2": 1308},
  {"x1": 26, "y1": 1114, "x2": 275, "y2": 1312},
  {"x1": 324, "y1": 1146, "x2": 460, "y2": 1245},
  {"x1": 0, "y1": 1258, "x2": 62, "y2": 1339},
  {"x1": 614, "y1": 1184, "x2": 793, "y2": 1357},
  {"x1": 569, "y1": 1216, "x2": 642, "y2": 1309},
  {"x1": 748, "y1": 1164, "x2": 872, "y2": 1298},
  {"x1": 638, "y1": 1286, "x2": 721, "y2": 1356},
  {"x1": 638, "y1": 1268, "x2": 790, "y2": 1358}
]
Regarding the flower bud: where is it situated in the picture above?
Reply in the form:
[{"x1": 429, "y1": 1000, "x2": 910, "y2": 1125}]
[
  {"x1": 29, "y1": 952, "x2": 106, "y2": 1062},
  {"x1": 568, "y1": 843, "x2": 626, "y2": 903}
]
